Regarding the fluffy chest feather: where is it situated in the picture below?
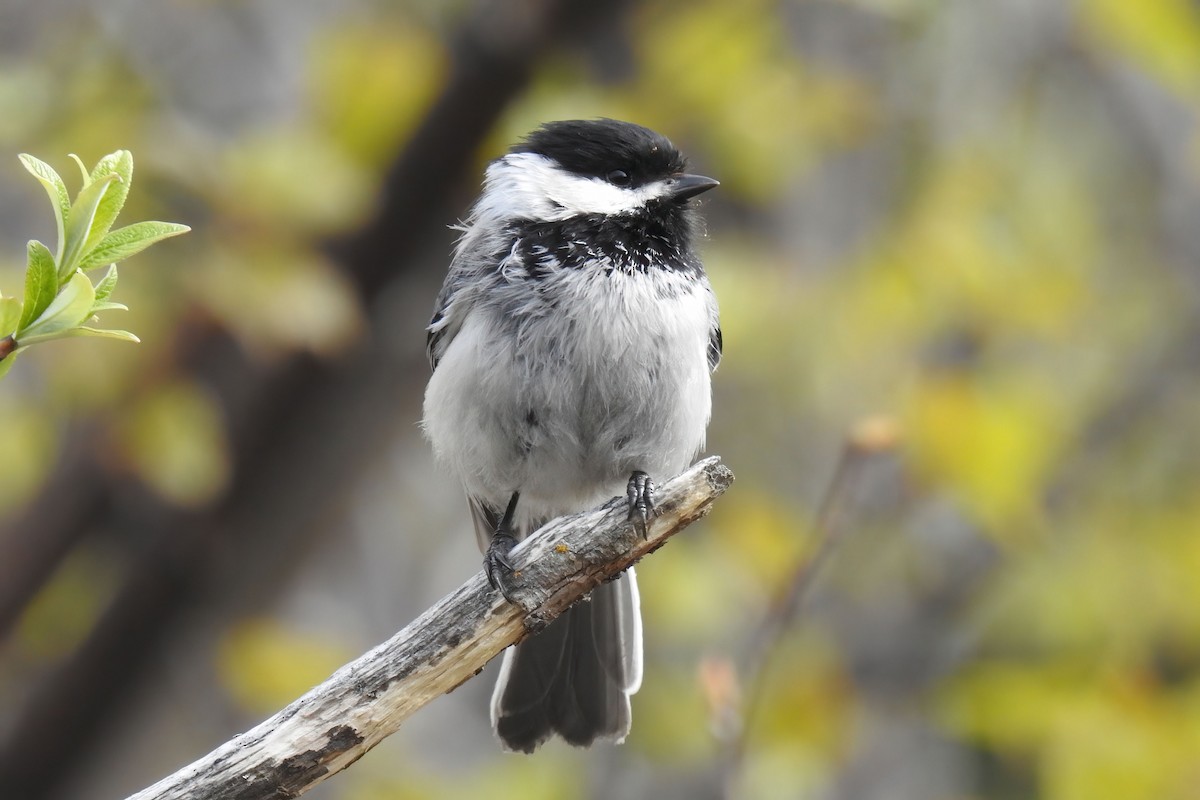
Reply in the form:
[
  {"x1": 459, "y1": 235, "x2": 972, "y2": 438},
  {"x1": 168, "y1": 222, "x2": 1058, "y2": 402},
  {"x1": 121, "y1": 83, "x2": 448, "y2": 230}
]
[{"x1": 423, "y1": 241, "x2": 716, "y2": 515}]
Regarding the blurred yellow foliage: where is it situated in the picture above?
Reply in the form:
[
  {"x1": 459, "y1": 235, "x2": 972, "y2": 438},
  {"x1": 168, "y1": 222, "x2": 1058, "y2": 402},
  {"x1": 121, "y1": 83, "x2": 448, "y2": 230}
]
[
  {"x1": 630, "y1": 661, "x2": 715, "y2": 762},
  {"x1": 4, "y1": 2, "x2": 1200, "y2": 798},
  {"x1": 723, "y1": 490, "x2": 813, "y2": 591},
  {"x1": 193, "y1": 242, "x2": 363, "y2": 357},
  {"x1": 737, "y1": 744, "x2": 829, "y2": 800},
  {"x1": 629, "y1": 0, "x2": 873, "y2": 199},
  {"x1": 117, "y1": 377, "x2": 230, "y2": 507},
  {"x1": 217, "y1": 618, "x2": 353, "y2": 714},
  {"x1": 904, "y1": 373, "x2": 1063, "y2": 535},
  {"x1": 874, "y1": 149, "x2": 1093, "y2": 339},
  {"x1": 498, "y1": 0, "x2": 871, "y2": 201},
  {"x1": 753, "y1": 634, "x2": 852, "y2": 755},
  {"x1": 0, "y1": 64, "x2": 53, "y2": 142},
  {"x1": 639, "y1": 533, "x2": 748, "y2": 641},
  {"x1": 1083, "y1": 0, "x2": 1200, "y2": 98},
  {"x1": 219, "y1": 130, "x2": 374, "y2": 236},
  {"x1": 0, "y1": 395, "x2": 56, "y2": 515},
  {"x1": 981, "y1": 492, "x2": 1200, "y2": 659},
  {"x1": 727, "y1": 635, "x2": 849, "y2": 800},
  {"x1": 310, "y1": 22, "x2": 447, "y2": 166},
  {"x1": 15, "y1": 547, "x2": 117, "y2": 661},
  {"x1": 347, "y1": 750, "x2": 578, "y2": 800},
  {"x1": 941, "y1": 661, "x2": 1200, "y2": 800}
]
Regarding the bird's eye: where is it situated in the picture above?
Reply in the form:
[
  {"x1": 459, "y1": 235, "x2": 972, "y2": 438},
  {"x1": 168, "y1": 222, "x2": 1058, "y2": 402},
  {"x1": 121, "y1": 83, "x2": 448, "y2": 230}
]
[{"x1": 607, "y1": 169, "x2": 631, "y2": 187}]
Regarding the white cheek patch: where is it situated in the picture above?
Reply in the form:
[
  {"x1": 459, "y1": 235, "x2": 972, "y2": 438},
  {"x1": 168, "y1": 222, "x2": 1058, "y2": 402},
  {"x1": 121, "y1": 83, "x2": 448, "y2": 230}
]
[{"x1": 479, "y1": 153, "x2": 670, "y2": 222}]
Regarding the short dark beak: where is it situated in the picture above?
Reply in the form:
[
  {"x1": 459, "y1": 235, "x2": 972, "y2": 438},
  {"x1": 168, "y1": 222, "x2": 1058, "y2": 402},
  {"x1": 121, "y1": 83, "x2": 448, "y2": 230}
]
[{"x1": 669, "y1": 173, "x2": 720, "y2": 202}]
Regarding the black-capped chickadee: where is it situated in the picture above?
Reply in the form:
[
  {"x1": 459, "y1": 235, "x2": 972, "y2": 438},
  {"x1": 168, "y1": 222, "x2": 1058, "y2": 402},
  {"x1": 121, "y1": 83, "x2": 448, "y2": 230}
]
[{"x1": 423, "y1": 119, "x2": 720, "y2": 753}]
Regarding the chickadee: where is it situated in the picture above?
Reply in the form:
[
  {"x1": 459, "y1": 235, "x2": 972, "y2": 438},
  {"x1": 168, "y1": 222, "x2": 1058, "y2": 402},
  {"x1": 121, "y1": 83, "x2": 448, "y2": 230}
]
[{"x1": 423, "y1": 119, "x2": 720, "y2": 753}]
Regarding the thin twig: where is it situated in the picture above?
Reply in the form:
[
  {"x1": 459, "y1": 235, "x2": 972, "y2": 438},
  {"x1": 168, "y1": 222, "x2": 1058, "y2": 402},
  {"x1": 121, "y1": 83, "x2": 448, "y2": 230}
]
[{"x1": 716, "y1": 418, "x2": 899, "y2": 799}]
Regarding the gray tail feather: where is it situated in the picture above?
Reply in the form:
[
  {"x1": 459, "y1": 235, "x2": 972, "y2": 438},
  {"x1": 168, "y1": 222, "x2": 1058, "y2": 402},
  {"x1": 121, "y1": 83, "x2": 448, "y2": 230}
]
[{"x1": 491, "y1": 571, "x2": 643, "y2": 753}]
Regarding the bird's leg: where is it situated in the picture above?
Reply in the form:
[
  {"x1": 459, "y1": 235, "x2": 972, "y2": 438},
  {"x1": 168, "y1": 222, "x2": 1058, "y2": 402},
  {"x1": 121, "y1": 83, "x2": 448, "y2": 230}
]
[
  {"x1": 486, "y1": 491, "x2": 521, "y2": 602},
  {"x1": 626, "y1": 471, "x2": 658, "y2": 539}
]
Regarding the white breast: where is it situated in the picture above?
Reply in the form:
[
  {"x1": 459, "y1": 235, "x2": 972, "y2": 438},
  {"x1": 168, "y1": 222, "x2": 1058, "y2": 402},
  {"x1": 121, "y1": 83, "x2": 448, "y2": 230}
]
[{"x1": 422, "y1": 267, "x2": 714, "y2": 523}]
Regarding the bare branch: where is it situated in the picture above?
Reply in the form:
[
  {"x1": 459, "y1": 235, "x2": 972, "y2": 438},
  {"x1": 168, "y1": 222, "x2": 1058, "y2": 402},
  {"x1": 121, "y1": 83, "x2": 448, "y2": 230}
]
[
  {"x1": 125, "y1": 457, "x2": 733, "y2": 800},
  {"x1": 716, "y1": 418, "x2": 899, "y2": 798}
]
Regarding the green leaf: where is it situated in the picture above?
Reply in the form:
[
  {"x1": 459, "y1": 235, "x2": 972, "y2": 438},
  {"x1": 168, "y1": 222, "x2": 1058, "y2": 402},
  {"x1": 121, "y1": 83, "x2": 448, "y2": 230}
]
[
  {"x1": 69, "y1": 154, "x2": 90, "y2": 187},
  {"x1": 18, "y1": 240, "x2": 58, "y2": 331},
  {"x1": 19, "y1": 270, "x2": 96, "y2": 344},
  {"x1": 0, "y1": 349, "x2": 16, "y2": 379},
  {"x1": 84, "y1": 150, "x2": 134, "y2": 255},
  {"x1": 88, "y1": 263, "x2": 128, "y2": 315},
  {"x1": 0, "y1": 297, "x2": 20, "y2": 338},
  {"x1": 89, "y1": 301, "x2": 128, "y2": 314},
  {"x1": 18, "y1": 154, "x2": 70, "y2": 264},
  {"x1": 93, "y1": 264, "x2": 119, "y2": 303},
  {"x1": 62, "y1": 326, "x2": 140, "y2": 343},
  {"x1": 59, "y1": 173, "x2": 119, "y2": 278},
  {"x1": 79, "y1": 221, "x2": 190, "y2": 271}
]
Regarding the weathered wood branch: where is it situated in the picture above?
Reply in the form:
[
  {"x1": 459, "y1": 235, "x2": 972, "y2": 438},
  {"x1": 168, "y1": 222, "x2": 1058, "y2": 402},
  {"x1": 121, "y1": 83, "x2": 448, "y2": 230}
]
[{"x1": 125, "y1": 457, "x2": 734, "y2": 800}]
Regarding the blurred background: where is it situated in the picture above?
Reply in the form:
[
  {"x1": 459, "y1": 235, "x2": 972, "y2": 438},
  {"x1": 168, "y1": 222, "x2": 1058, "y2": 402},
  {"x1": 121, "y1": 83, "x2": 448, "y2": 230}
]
[{"x1": 2, "y1": 0, "x2": 1200, "y2": 798}]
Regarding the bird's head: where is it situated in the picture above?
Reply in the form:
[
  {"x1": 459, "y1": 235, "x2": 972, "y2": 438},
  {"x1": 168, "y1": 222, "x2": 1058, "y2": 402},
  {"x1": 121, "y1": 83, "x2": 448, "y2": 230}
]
[{"x1": 477, "y1": 119, "x2": 719, "y2": 224}]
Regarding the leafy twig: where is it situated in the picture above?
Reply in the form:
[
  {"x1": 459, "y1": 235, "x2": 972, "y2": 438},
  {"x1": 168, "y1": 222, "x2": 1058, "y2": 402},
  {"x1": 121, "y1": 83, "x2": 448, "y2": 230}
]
[{"x1": 0, "y1": 150, "x2": 189, "y2": 377}]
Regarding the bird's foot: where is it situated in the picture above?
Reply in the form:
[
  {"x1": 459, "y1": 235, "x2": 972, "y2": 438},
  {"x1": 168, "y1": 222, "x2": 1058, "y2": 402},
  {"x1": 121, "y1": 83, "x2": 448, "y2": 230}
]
[
  {"x1": 486, "y1": 491, "x2": 522, "y2": 603},
  {"x1": 627, "y1": 470, "x2": 658, "y2": 539},
  {"x1": 485, "y1": 531, "x2": 519, "y2": 603}
]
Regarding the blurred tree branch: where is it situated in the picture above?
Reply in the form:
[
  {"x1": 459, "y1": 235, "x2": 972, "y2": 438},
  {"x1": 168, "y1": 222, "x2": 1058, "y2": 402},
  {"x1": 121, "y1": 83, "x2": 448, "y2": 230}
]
[
  {"x1": 125, "y1": 458, "x2": 732, "y2": 800},
  {"x1": 716, "y1": 418, "x2": 899, "y2": 799},
  {"x1": 0, "y1": 0, "x2": 633, "y2": 797}
]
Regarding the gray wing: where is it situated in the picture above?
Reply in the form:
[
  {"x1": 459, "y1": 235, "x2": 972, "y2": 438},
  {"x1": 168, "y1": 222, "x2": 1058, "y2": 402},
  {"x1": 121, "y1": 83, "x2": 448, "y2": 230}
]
[
  {"x1": 426, "y1": 223, "x2": 516, "y2": 370},
  {"x1": 425, "y1": 307, "x2": 450, "y2": 370},
  {"x1": 425, "y1": 276, "x2": 467, "y2": 371},
  {"x1": 706, "y1": 277, "x2": 722, "y2": 372},
  {"x1": 708, "y1": 323, "x2": 722, "y2": 372},
  {"x1": 426, "y1": 245, "x2": 492, "y2": 369}
]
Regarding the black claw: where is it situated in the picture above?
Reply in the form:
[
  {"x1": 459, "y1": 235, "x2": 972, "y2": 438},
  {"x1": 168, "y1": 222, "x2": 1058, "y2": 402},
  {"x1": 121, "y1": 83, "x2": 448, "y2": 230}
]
[
  {"x1": 485, "y1": 531, "x2": 519, "y2": 602},
  {"x1": 626, "y1": 470, "x2": 657, "y2": 539},
  {"x1": 487, "y1": 491, "x2": 521, "y2": 603}
]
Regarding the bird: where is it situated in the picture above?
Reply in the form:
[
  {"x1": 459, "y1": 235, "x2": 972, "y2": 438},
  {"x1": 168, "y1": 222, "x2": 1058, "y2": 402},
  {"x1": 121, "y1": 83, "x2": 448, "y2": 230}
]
[{"x1": 422, "y1": 118, "x2": 721, "y2": 753}]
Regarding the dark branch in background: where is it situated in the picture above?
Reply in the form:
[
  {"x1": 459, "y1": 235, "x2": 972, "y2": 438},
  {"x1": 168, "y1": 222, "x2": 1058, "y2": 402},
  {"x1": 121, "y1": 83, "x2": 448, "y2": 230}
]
[
  {"x1": 715, "y1": 418, "x2": 900, "y2": 799},
  {"x1": 126, "y1": 459, "x2": 733, "y2": 800},
  {"x1": 0, "y1": 1, "x2": 633, "y2": 798},
  {"x1": 0, "y1": 431, "x2": 108, "y2": 638}
]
